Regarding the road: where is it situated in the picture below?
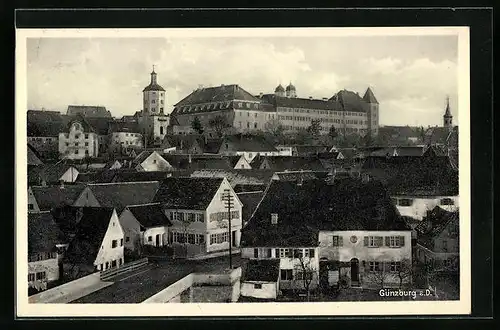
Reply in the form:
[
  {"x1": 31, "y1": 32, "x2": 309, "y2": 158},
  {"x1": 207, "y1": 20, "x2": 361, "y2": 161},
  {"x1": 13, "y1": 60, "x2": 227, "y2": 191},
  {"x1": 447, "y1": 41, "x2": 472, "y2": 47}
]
[{"x1": 71, "y1": 255, "x2": 243, "y2": 304}]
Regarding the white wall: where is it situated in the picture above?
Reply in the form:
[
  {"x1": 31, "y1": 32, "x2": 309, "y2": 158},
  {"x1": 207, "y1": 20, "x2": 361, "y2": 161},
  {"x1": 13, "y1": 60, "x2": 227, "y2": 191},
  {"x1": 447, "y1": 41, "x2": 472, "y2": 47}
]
[
  {"x1": 60, "y1": 167, "x2": 80, "y2": 183},
  {"x1": 240, "y1": 281, "x2": 277, "y2": 299},
  {"x1": 205, "y1": 178, "x2": 243, "y2": 253},
  {"x1": 143, "y1": 226, "x2": 169, "y2": 247},
  {"x1": 28, "y1": 257, "x2": 59, "y2": 286},
  {"x1": 94, "y1": 210, "x2": 124, "y2": 270},
  {"x1": 137, "y1": 151, "x2": 173, "y2": 172},
  {"x1": 72, "y1": 187, "x2": 101, "y2": 207},
  {"x1": 109, "y1": 132, "x2": 143, "y2": 153},
  {"x1": 233, "y1": 156, "x2": 252, "y2": 169},
  {"x1": 118, "y1": 209, "x2": 141, "y2": 250},
  {"x1": 27, "y1": 187, "x2": 40, "y2": 213},
  {"x1": 392, "y1": 196, "x2": 459, "y2": 220},
  {"x1": 59, "y1": 122, "x2": 99, "y2": 159}
]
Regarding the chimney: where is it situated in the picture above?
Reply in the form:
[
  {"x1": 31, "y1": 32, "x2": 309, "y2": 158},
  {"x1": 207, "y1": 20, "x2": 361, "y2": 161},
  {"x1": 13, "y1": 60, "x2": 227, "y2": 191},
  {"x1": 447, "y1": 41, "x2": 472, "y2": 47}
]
[
  {"x1": 322, "y1": 98, "x2": 328, "y2": 101},
  {"x1": 259, "y1": 92, "x2": 263, "y2": 98},
  {"x1": 59, "y1": 180, "x2": 65, "y2": 189},
  {"x1": 309, "y1": 96, "x2": 313, "y2": 100},
  {"x1": 188, "y1": 154, "x2": 192, "y2": 164}
]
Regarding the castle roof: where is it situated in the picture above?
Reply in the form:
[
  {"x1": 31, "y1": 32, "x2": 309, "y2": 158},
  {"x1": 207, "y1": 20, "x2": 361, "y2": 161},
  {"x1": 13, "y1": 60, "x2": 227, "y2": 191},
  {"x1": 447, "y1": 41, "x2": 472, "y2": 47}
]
[
  {"x1": 274, "y1": 84, "x2": 285, "y2": 92},
  {"x1": 362, "y1": 87, "x2": 379, "y2": 104},
  {"x1": 286, "y1": 83, "x2": 296, "y2": 91}
]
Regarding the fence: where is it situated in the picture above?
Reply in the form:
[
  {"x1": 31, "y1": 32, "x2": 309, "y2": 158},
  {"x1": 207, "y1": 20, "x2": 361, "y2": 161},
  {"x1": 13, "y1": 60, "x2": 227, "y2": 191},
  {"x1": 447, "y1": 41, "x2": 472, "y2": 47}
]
[{"x1": 100, "y1": 258, "x2": 149, "y2": 281}]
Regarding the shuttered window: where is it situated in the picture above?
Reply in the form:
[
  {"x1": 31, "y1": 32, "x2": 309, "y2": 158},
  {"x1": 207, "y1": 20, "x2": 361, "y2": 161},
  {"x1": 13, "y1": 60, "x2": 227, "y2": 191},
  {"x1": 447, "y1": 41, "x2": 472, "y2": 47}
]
[
  {"x1": 364, "y1": 236, "x2": 383, "y2": 247},
  {"x1": 385, "y1": 236, "x2": 405, "y2": 247}
]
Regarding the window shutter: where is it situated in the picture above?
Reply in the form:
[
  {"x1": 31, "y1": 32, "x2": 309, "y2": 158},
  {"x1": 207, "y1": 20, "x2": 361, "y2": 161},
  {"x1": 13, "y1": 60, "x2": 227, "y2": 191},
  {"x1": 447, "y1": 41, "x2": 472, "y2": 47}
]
[
  {"x1": 254, "y1": 248, "x2": 258, "y2": 258},
  {"x1": 275, "y1": 248, "x2": 280, "y2": 258},
  {"x1": 364, "y1": 236, "x2": 369, "y2": 246},
  {"x1": 339, "y1": 236, "x2": 344, "y2": 247},
  {"x1": 400, "y1": 236, "x2": 405, "y2": 247},
  {"x1": 385, "y1": 236, "x2": 390, "y2": 246},
  {"x1": 309, "y1": 249, "x2": 315, "y2": 258}
]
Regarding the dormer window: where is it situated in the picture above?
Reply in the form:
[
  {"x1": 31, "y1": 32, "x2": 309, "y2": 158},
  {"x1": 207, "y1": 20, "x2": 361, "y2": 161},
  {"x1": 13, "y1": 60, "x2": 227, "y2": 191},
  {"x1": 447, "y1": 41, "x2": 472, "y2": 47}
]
[{"x1": 271, "y1": 213, "x2": 278, "y2": 225}]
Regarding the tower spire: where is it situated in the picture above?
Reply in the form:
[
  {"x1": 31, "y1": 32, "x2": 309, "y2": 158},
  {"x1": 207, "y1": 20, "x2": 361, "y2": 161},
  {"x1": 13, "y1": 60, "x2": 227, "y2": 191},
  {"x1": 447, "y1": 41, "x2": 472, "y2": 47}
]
[{"x1": 443, "y1": 95, "x2": 453, "y2": 128}]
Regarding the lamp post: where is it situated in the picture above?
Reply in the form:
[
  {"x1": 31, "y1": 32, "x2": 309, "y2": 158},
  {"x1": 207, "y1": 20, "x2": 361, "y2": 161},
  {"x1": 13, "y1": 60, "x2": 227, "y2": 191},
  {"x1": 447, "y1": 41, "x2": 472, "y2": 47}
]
[{"x1": 223, "y1": 189, "x2": 234, "y2": 269}]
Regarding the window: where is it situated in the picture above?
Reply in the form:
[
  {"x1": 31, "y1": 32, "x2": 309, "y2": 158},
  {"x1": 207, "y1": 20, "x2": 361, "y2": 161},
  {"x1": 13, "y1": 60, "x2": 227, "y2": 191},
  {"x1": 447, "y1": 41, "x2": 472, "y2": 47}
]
[
  {"x1": 35, "y1": 271, "x2": 46, "y2": 281},
  {"x1": 369, "y1": 261, "x2": 381, "y2": 272},
  {"x1": 152, "y1": 108, "x2": 156, "y2": 112},
  {"x1": 188, "y1": 234, "x2": 196, "y2": 244},
  {"x1": 390, "y1": 261, "x2": 401, "y2": 272},
  {"x1": 440, "y1": 198, "x2": 455, "y2": 206},
  {"x1": 332, "y1": 235, "x2": 343, "y2": 247},
  {"x1": 366, "y1": 236, "x2": 383, "y2": 247},
  {"x1": 152, "y1": 100, "x2": 156, "y2": 104},
  {"x1": 28, "y1": 204, "x2": 34, "y2": 210},
  {"x1": 254, "y1": 248, "x2": 258, "y2": 258},
  {"x1": 119, "y1": 258, "x2": 123, "y2": 266},
  {"x1": 280, "y1": 269, "x2": 293, "y2": 281},
  {"x1": 105, "y1": 262, "x2": 109, "y2": 269},
  {"x1": 125, "y1": 236, "x2": 130, "y2": 242},
  {"x1": 66, "y1": 142, "x2": 69, "y2": 147},
  {"x1": 293, "y1": 249, "x2": 303, "y2": 259},
  {"x1": 112, "y1": 240, "x2": 117, "y2": 248},
  {"x1": 28, "y1": 273, "x2": 35, "y2": 282},
  {"x1": 148, "y1": 236, "x2": 152, "y2": 242},
  {"x1": 120, "y1": 238, "x2": 123, "y2": 246},
  {"x1": 254, "y1": 283, "x2": 262, "y2": 289},
  {"x1": 85, "y1": 142, "x2": 89, "y2": 146},
  {"x1": 271, "y1": 213, "x2": 278, "y2": 225},
  {"x1": 254, "y1": 122, "x2": 258, "y2": 129},
  {"x1": 111, "y1": 260, "x2": 117, "y2": 267},
  {"x1": 279, "y1": 248, "x2": 291, "y2": 258},
  {"x1": 399, "y1": 198, "x2": 413, "y2": 206},
  {"x1": 85, "y1": 134, "x2": 89, "y2": 139},
  {"x1": 75, "y1": 150, "x2": 79, "y2": 155},
  {"x1": 75, "y1": 134, "x2": 80, "y2": 139}
]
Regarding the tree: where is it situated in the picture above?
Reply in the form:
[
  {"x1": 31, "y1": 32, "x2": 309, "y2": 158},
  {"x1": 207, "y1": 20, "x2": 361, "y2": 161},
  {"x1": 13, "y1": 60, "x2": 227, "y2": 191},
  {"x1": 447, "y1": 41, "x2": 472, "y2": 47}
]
[
  {"x1": 306, "y1": 119, "x2": 321, "y2": 140},
  {"x1": 366, "y1": 264, "x2": 391, "y2": 288},
  {"x1": 328, "y1": 125, "x2": 338, "y2": 140},
  {"x1": 83, "y1": 154, "x2": 92, "y2": 171},
  {"x1": 209, "y1": 115, "x2": 231, "y2": 137},
  {"x1": 264, "y1": 119, "x2": 285, "y2": 139},
  {"x1": 293, "y1": 252, "x2": 316, "y2": 302},
  {"x1": 362, "y1": 132, "x2": 374, "y2": 147},
  {"x1": 395, "y1": 258, "x2": 413, "y2": 289},
  {"x1": 191, "y1": 116, "x2": 204, "y2": 134},
  {"x1": 294, "y1": 128, "x2": 313, "y2": 145}
]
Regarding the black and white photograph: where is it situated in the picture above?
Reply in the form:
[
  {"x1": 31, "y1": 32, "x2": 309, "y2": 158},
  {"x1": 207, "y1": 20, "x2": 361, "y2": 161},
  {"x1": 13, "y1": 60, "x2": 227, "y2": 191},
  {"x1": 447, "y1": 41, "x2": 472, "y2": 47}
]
[{"x1": 16, "y1": 26, "x2": 471, "y2": 317}]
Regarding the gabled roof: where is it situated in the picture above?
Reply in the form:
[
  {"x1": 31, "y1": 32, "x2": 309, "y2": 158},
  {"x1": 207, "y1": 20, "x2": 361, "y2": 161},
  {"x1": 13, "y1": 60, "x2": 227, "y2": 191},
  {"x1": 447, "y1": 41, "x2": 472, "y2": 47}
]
[
  {"x1": 27, "y1": 144, "x2": 44, "y2": 166},
  {"x1": 254, "y1": 156, "x2": 326, "y2": 171},
  {"x1": 330, "y1": 89, "x2": 368, "y2": 112},
  {"x1": 415, "y1": 206, "x2": 459, "y2": 250},
  {"x1": 64, "y1": 207, "x2": 116, "y2": 265},
  {"x1": 131, "y1": 150, "x2": 166, "y2": 168},
  {"x1": 153, "y1": 177, "x2": 224, "y2": 210},
  {"x1": 76, "y1": 169, "x2": 134, "y2": 184},
  {"x1": 362, "y1": 87, "x2": 379, "y2": 104},
  {"x1": 395, "y1": 146, "x2": 426, "y2": 157},
  {"x1": 67, "y1": 105, "x2": 112, "y2": 118},
  {"x1": 292, "y1": 145, "x2": 330, "y2": 155},
  {"x1": 161, "y1": 134, "x2": 206, "y2": 151},
  {"x1": 272, "y1": 170, "x2": 330, "y2": 182},
  {"x1": 243, "y1": 259, "x2": 280, "y2": 282},
  {"x1": 237, "y1": 191, "x2": 265, "y2": 223},
  {"x1": 190, "y1": 169, "x2": 275, "y2": 187},
  {"x1": 28, "y1": 163, "x2": 78, "y2": 185},
  {"x1": 126, "y1": 203, "x2": 172, "y2": 228},
  {"x1": 174, "y1": 84, "x2": 260, "y2": 107},
  {"x1": 31, "y1": 184, "x2": 86, "y2": 211},
  {"x1": 361, "y1": 155, "x2": 458, "y2": 196},
  {"x1": 83, "y1": 117, "x2": 116, "y2": 135},
  {"x1": 27, "y1": 110, "x2": 68, "y2": 137},
  {"x1": 241, "y1": 178, "x2": 408, "y2": 247},
  {"x1": 424, "y1": 126, "x2": 457, "y2": 145},
  {"x1": 87, "y1": 181, "x2": 160, "y2": 212},
  {"x1": 28, "y1": 212, "x2": 67, "y2": 255},
  {"x1": 261, "y1": 94, "x2": 342, "y2": 111},
  {"x1": 65, "y1": 114, "x2": 97, "y2": 133}
]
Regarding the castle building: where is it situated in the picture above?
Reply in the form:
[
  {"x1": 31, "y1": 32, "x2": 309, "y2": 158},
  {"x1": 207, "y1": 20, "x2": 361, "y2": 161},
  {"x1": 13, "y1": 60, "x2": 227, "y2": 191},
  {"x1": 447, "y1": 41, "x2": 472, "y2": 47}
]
[
  {"x1": 169, "y1": 82, "x2": 380, "y2": 137},
  {"x1": 443, "y1": 96, "x2": 453, "y2": 129},
  {"x1": 139, "y1": 68, "x2": 170, "y2": 146}
]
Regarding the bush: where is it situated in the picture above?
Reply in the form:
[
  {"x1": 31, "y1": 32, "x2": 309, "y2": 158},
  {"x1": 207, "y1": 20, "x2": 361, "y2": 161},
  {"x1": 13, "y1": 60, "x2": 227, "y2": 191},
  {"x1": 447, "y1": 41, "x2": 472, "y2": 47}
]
[
  {"x1": 141, "y1": 245, "x2": 174, "y2": 257},
  {"x1": 339, "y1": 275, "x2": 350, "y2": 289},
  {"x1": 124, "y1": 248, "x2": 141, "y2": 262}
]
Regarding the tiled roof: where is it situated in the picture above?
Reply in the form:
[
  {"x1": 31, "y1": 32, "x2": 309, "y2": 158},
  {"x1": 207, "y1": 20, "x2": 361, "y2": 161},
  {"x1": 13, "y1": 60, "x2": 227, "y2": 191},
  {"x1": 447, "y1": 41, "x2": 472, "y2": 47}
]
[
  {"x1": 27, "y1": 144, "x2": 44, "y2": 166},
  {"x1": 237, "y1": 191, "x2": 265, "y2": 223},
  {"x1": 272, "y1": 170, "x2": 330, "y2": 182},
  {"x1": 274, "y1": 84, "x2": 285, "y2": 92},
  {"x1": 261, "y1": 94, "x2": 342, "y2": 111},
  {"x1": 111, "y1": 171, "x2": 173, "y2": 183},
  {"x1": 88, "y1": 181, "x2": 160, "y2": 212},
  {"x1": 293, "y1": 145, "x2": 330, "y2": 155},
  {"x1": 241, "y1": 178, "x2": 408, "y2": 247},
  {"x1": 153, "y1": 177, "x2": 223, "y2": 210},
  {"x1": 424, "y1": 126, "x2": 457, "y2": 145},
  {"x1": 378, "y1": 126, "x2": 423, "y2": 141},
  {"x1": 28, "y1": 164, "x2": 78, "y2": 185},
  {"x1": 27, "y1": 110, "x2": 68, "y2": 137},
  {"x1": 190, "y1": 169, "x2": 275, "y2": 187},
  {"x1": 31, "y1": 184, "x2": 86, "y2": 211},
  {"x1": 162, "y1": 154, "x2": 243, "y2": 171},
  {"x1": 131, "y1": 150, "x2": 157, "y2": 167},
  {"x1": 28, "y1": 212, "x2": 67, "y2": 255},
  {"x1": 223, "y1": 134, "x2": 278, "y2": 153},
  {"x1": 126, "y1": 203, "x2": 172, "y2": 228},
  {"x1": 361, "y1": 155, "x2": 458, "y2": 196},
  {"x1": 143, "y1": 83, "x2": 166, "y2": 92},
  {"x1": 63, "y1": 207, "x2": 115, "y2": 265},
  {"x1": 244, "y1": 259, "x2": 280, "y2": 282},
  {"x1": 174, "y1": 84, "x2": 260, "y2": 107},
  {"x1": 395, "y1": 146, "x2": 426, "y2": 157},
  {"x1": 330, "y1": 89, "x2": 368, "y2": 113},
  {"x1": 253, "y1": 156, "x2": 326, "y2": 171},
  {"x1": 76, "y1": 169, "x2": 131, "y2": 184},
  {"x1": 82, "y1": 117, "x2": 116, "y2": 135},
  {"x1": 233, "y1": 184, "x2": 267, "y2": 193},
  {"x1": 161, "y1": 134, "x2": 206, "y2": 151},
  {"x1": 415, "y1": 206, "x2": 459, "y2": 250},
  {"x1": 362, "y1": 87, "x2": 379, "y2": 104},
  {"x1": 67, "y1": 105, "x2": 112, "y2": 118},
  {"x1": 109, "y1": 121, "x2": 141, "y2": 133}
]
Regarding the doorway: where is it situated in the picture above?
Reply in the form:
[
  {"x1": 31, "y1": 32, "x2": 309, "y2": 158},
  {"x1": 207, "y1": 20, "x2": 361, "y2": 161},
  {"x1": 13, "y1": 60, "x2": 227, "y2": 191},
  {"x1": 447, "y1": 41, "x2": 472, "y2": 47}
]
[
  {"x1": 350, "y1": 258, "x2": 360, "y2": 286},
  {"x1": 232, "y1": 231, "x2": 237, "y2": 247},
  {"x1": 155, "y1": 234, "x2": 160, "y2": 247}
]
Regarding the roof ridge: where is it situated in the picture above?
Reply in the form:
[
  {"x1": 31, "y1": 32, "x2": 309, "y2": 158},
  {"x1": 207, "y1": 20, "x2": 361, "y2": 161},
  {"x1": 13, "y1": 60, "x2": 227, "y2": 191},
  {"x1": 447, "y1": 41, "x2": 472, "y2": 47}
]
[
  {"x1": 88, "y1": 181, "x2": 160, "y2": 186},
  {"x1": 126, "y1": 202, "x2": 162, "y2": 208}
]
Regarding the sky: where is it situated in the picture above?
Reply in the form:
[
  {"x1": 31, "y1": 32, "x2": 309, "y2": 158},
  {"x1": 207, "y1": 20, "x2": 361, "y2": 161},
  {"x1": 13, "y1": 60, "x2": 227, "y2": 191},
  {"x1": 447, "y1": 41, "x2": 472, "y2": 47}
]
[{"x1": 26, "y1": 34, "x2": 459, "y2": 126}]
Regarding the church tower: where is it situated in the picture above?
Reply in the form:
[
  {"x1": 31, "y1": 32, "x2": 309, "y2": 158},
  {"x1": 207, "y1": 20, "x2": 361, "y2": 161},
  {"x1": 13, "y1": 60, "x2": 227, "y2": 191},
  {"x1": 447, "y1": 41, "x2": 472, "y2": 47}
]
[
  {"x1": 285, "y1": 82, "x2": 297, "y2": 98},
  {"x1": 443, "y1": 96, "x2": 453, "y2": 129},
  {"x1": 140, "y1": 66, "x2": 169, "y2": 147}
]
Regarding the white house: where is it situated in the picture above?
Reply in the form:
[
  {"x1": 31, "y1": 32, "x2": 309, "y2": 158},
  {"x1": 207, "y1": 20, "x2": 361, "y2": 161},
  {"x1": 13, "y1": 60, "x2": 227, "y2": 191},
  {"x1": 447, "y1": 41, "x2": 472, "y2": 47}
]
[
  {"x1": 391, "y1": 195, "x2": 459, "y2": 221},
  {"x1": 58, "y1": 116, "x2": 99, "y2": 159},
  {"x1": 240, "y1": 259, "x2": 280, "y2": 300},
  {"x1": 28, "y1": 163, "x2": 80, "y2": 186},
  {"x1": 63, "y1": 207, "x2": 125, "y2": 278},
  {"x1": 240, "y1": 176, "x2": 413, "y2": 295},
  {"x1": 119, "y1": 203, "x2": 173, "y2": 251},
  {"x1": 131, "y1": 150, "x2": 173, "y2": 172},
  {"x1": 153, "y1": 177, "x2": 243, "y2": 258},
  {"x1": 28, "y1": 212, "x2": 67, "y2": 293}
]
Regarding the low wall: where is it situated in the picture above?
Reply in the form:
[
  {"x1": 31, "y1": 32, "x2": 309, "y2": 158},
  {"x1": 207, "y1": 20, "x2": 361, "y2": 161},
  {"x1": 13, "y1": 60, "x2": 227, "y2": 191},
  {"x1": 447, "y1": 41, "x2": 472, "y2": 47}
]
[
  {"x1": 28, "y1": 272, "x2": 112, "y2": 304},
  {"x1": 142, "y1": 268, "x2": 242, "y2": 303}
]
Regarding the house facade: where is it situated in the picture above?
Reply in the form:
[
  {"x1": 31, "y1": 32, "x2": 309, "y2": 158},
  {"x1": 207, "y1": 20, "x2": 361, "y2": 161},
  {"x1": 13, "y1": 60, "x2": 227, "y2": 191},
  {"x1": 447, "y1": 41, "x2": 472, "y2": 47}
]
[
  {"x1": 132, "y1": 150, "x2": 173, "y2": 172},
  {"x1": 240, "y1": 259, "x2": 280, "y2": 300},
  {"x1": 58, "y1": 116, "x2": 99, "y2": 159},
  {"x1": 391, "y1": 195, "x2": 459, "y2": 221},
  {"x1": 153, "y1": 177, "x2": 243, "y2": 257}
]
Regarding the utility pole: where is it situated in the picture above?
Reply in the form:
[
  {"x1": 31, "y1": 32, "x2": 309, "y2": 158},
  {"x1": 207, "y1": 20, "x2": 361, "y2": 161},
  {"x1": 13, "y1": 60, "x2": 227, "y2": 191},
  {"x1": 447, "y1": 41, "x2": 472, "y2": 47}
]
[{"x1": 223, "y1": 189, "x2": 234, "y2": 269}]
